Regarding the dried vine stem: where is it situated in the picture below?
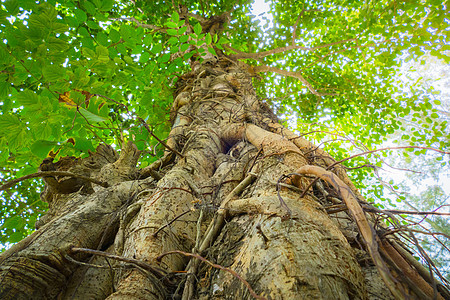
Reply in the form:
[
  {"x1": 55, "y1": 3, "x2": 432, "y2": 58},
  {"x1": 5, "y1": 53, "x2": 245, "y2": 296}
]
[
  {"x1": 0, "y1": 171, "x2": 109, "y2": 192},
  {"x1": 157, "y1": 250, "x2": 267, "y2": 300}
]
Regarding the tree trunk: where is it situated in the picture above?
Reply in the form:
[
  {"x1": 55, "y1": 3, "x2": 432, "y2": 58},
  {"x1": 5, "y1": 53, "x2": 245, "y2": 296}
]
[{"x1": 0, "y1": 56, "x2": 444, "y2": 300}]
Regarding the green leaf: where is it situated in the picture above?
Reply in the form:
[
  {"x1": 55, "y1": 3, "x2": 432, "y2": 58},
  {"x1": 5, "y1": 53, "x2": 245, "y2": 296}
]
[
  {"x1": 31, "y1": 140, "x2": 58, "y2": 158},
  {"x1": 143, "y1": 34, "x2": 153, "y2": 46},
  {"x1": 159, "y1": 53, "x2": 171, "y2": 63},
  {"x1": 109, "y1": 29, "x2": 120, "y2": 43},
  {"x1": 47, "y1": 37, "x2": 69, "y2": 52},
  {"x1": 74, "y1": 9, "x2": 87, "y2": 23},
  {"x1": 218, "y1": 37, "x2": 229, "y2": 44},
  {"x1": 4, "y1": 0, "x2": 19, "y2": 15},
  {"x1": 87, "y1": 20, "x2": 100, "y2": 29},
  {"x1": 193, "y1": 23, "x2": 202, "y2": 35},
  {"x1": 167, "y1": 28, "x2": 178, "y2": 36},
  {"x1": 9, "y1": 231, "x2": 25, "y2": 243},
  {"x1": 0, "y1": 46, "x2": 10, "y2": 64},
  {"x1": 0, "y1": 81, "x2": 11, "y2": 99},
  {"x1": 180, "y1": 43, "x2": 189, "y2": 52},
  {"x1": 0, "y1": 215, "x2": 22, "y2": 230},
  {"x1": 178, "y1": 26, "x2": 187, "y2": 35},
  {"x1": 168, "y1": 36, "x2": 178, "y2": 45},
  {"x1": 96, "y1": 45, "x2": 109, "y2": 58},
  {"x1": 180, "y1": 35, "x2": 189, "y2": 43},
  {"x1": 42, "y1": 65, "x2": 65, "y2": 82},
  {"x1": 74, "y1": 138, "x2": 95, "y2": 151},
  {"x1": 207, "y1": 47, "x2": 217, "y2": 56},
  {"x1": 100, "y1": 0, "x2": 114, "y2": 11},
  {"x1": 0, "y1": 114, "x2": 21, "y2": 133},
  {"x1": 34, "y1": 122, "x2": 53, "y2": 140},
  {"x1": 15, "y1": 90, "x2": 39, "y2": 107},
  {"x1": 140, "y1": 51, "x2": 150, "y2": 62},
  {"x1": 120, "y1": 24, "x2": 132, "y2": 41},
  {"x1": 83, "y1": 1, "x2": 97, "y2": 15},
  {"x1": 151, "y1": 44, "x2": 163, "y2": 54},
  {"x1": 83, "y1": 47, "x2": 96, "y2": 59},
  {"x1": 52, "y1": 22, "x2": 69, "y2": 34},
  {"x1": 78, "y1": 107, "x2": 108, "y2": 123},
  {"x1": 184, "y1": 50, "x2": 195, "y2": 60},
  {"x1": 171, "y1": 12, "x2": 179, "y2": 23},
  {"x1": 166, "y1": 21, "x2": 178, "y2": 28},
  {"x1": 205, "y1": 33, "x2": 212, "y2": 45}
]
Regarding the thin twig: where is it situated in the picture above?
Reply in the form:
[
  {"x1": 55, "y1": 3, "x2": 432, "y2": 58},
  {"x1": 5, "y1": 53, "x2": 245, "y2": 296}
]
[
  {"x1": 363, "y1": 205, "x2": 450, "y2": 216},
  {"x1": 153, "y1": 209, "x2": 193, "y2": 237},
  {"x1": 64, "y1": 253, "x2": 125, "y2": 269},
  {"x1": 253, "y1": 65, "x2": 336, "y2": 96},
  {"x1": 227, "y1": 39, "x2": 357, "y2": 60},
  {"x1": 328, "y1": 146, "x2": 450, "y2": 170},
  {"x1": 276, "y1": 174, "x2": 293, "y2": 219},
  {"x1": 70, "y1": 247, "x2": 169, "y2": 282},
  {"x1": 138, "y1": 117, "x2": 185, "y2": 158}
]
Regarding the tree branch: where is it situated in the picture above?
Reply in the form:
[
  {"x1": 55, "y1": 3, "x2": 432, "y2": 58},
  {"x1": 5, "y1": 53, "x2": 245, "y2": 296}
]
[
  {"x1": 228, "y1": 39, "x2": 357, "y2": 60},
  {"x1": 186, "y1": 12, "x2": 207, "y2": 22},
  {"x1": 0, "y1": 171, "x2": 109, "y2": 192},
  {"x1": 110, "y1": 17, "x2": 167, "y2": 33},
  {"x1": 253, "y1": 65, "x2": 336, "y2": 96}
]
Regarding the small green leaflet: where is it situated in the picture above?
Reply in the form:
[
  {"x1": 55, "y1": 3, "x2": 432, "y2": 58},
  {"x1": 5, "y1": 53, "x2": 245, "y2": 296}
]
[
  {"x1": 193, "y1": 23, "x2": 202, "y2": 35},
  {"x1": 171, "y1": 12, "x2": 179, "y2": 23},
  {"x1": 205, "y1": 33, "x2": 212, "y2": 45},
  {"x1": 159, "y1": 53, "x2": 171, "y2": 63},
  {"x1": 166, "y1": 22, "x2": 178, "y2": 28},
  {"x1": 151, "y1": 44, "x2": 163, "y2": 54},
  {"x1": 178, "y1": 26, "x2": 187, "y2": 35},
  {"x1": 167, "y1": 29, "x2": 178, "y2": 36}
]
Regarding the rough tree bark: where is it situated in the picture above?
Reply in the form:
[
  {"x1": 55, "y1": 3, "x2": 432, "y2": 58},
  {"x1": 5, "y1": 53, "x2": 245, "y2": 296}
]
[{"x1": 0, "y1": 32, "x2": 448, "y2": 300}]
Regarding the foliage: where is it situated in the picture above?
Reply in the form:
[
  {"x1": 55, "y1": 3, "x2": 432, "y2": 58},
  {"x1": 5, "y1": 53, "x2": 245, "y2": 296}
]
[{"x1": 0, "y1": 0, "x2": 448, "y2": 264}]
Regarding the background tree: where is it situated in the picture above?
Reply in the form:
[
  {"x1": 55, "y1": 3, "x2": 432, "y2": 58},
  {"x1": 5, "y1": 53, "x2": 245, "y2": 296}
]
[{"x1": 0, "y1": 0, "x2": 449, "y2": 299}]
